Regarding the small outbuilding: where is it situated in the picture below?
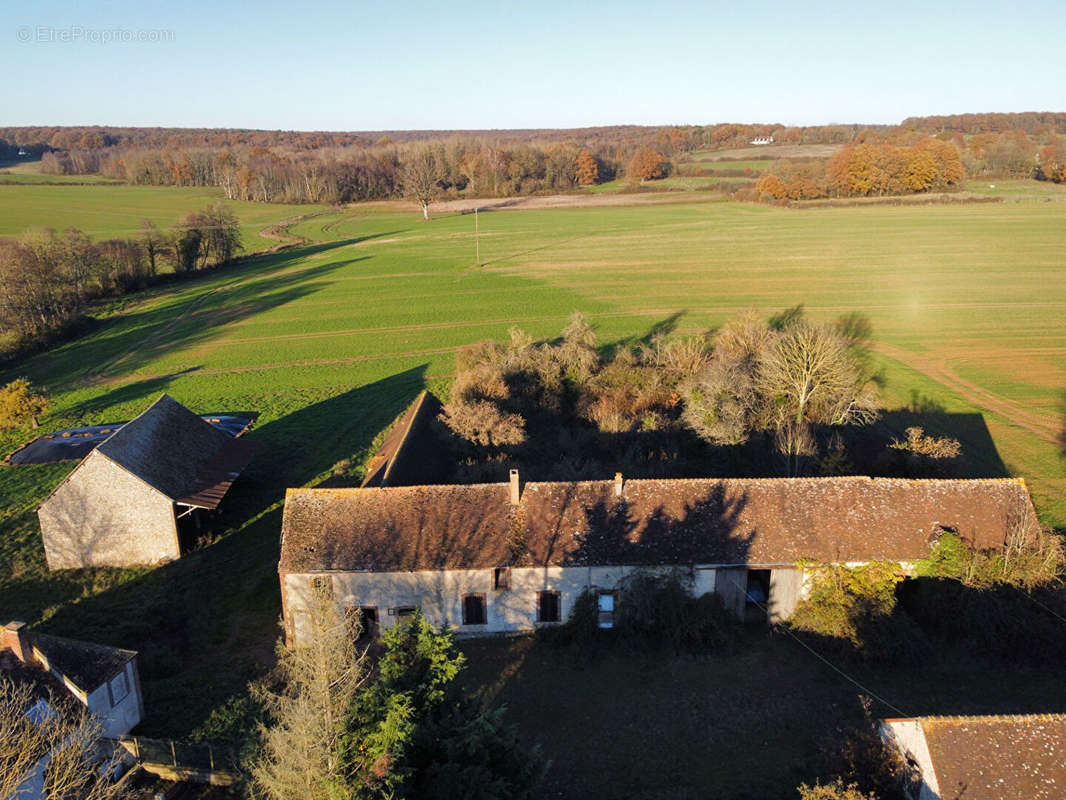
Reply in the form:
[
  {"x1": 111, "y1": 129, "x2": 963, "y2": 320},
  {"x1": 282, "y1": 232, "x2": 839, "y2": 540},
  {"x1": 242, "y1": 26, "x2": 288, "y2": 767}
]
[
  {"x1": 38, "y1": 394, "x2": 256, "y2": 569},
  {"x1": 1, "y1": 620, "x2": 144, "y2": 799}
]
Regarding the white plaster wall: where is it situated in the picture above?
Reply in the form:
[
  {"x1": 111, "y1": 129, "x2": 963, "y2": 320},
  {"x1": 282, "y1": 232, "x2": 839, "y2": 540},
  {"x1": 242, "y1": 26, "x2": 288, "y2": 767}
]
[
  {"x1": 880, "y1": 719, "x2": 940, "y2": 800},
  {"x1": 285, "y1": 564, "x2": 703, "y2": 644},
  {"x1": 84, "y1": 662, "x2": 142, "y2": 738}
]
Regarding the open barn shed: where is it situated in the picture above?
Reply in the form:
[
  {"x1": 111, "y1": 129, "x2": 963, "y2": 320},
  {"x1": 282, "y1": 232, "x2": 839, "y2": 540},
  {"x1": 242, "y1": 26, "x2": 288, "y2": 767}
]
[{"x1": 38, "y1": 394, "x2": 256, "y2": 569}]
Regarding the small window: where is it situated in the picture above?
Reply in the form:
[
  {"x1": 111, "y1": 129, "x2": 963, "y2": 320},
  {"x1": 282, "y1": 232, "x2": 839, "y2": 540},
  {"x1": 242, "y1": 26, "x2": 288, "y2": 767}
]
[
  {"x1": 493, "y1": 567, "x2": 511, "y2": 591},
  {"x1": 597, "y1": 591, "x2": 615, "y2": 629},
  {"x1": 310, "y1": 575, "x2": 333, "y2": 598},
  {"x1": 392, "y1": 606, "x2": 416, "y2": 621},
  {"x1": 108, "y1": 670, "x2": 130, "y2": 707},
  {"x1": 462, "y1": 594, "x2": 487, "y2": 626},
  {"x1": 537, "y1": 591, "x2": 561, "y2": 623}
]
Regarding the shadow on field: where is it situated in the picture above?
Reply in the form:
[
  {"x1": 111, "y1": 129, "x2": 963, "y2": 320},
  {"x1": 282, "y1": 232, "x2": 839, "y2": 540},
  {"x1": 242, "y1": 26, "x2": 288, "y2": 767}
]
[
  {"x1": 21, "y1": 238, "x2": 371, "y2": 391},
  {"x1": 63, "y1": 368, "x2": 201, "y2": 419},
  {"x1": 32, "y1": 366, "x2": 427, "y2": 737}
]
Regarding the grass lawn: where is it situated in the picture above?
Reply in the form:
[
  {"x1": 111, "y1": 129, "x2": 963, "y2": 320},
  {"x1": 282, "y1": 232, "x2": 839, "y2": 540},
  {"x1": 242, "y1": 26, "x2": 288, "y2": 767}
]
[
  {"x1": 678, "y1": 159, "x2": 771, "y2": 172},
  {"x1": 0, "y1": 188, "x2": 1063, "y2": 746},
  {"x1": 0, "y1": 184, "x2": 323, "y2": 250}
]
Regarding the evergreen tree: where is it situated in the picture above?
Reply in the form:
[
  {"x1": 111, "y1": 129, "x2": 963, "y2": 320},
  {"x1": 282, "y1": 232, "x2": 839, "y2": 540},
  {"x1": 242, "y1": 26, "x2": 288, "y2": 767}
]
[{"x1": 341, "y1": 613, "x2": 543, "y2": 799}]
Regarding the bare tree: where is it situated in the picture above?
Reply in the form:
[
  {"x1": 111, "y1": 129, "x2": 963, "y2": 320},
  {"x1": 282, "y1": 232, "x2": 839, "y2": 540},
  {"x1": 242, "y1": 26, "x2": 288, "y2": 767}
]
[
  {"x1": 0, "y1": 675, "x2": 128, "y2": 800},
  {"x1": 0, "y1": 678, "x2": 46, "y2": 799},
  {"x1": 138, "y1": 220, "x2": 165, "y2": 277},
  {"x1": 682, "y1": 312, "x2": 772, "y2": 445},
  {"x1": 757, "y1": 320, "x2": 879, "y2": 472},
  {"x1": 402, "y1": 147, "x2": 443, "y2": 221},
  {"x1": 250, "y1": 593, "x2": 367, "y2": 800}
]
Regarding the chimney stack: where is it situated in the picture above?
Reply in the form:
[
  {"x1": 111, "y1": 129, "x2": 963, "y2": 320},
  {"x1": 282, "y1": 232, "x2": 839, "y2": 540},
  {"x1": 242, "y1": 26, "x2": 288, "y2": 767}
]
[
  {"x1": 509, "y1": 469, "x2": 520, "y2": 505},
  {"x1": 2, "y1": 621, "x2": 29, "y2": 663},
  {"x1": 614, "y1": 472, "x2": 624, "y2": 498}
]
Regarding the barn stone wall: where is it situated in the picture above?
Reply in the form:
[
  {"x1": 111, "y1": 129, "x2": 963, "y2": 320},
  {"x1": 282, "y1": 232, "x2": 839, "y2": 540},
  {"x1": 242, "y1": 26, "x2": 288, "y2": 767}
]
[{"x1": 38, "y1": 451, "x2": 180, "y2": 569}]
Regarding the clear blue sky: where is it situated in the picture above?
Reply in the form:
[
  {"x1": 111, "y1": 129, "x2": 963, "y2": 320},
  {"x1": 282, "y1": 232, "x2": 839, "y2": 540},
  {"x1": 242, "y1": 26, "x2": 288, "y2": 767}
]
[{"x1": 3, "y1": 0, "x2": 1063, "y2": 131}]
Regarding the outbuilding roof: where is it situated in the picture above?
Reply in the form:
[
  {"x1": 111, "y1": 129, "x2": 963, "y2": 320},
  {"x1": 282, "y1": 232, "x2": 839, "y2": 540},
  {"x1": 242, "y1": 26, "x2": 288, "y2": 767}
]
[
  {"x1": 890, "y1": 714, "x2": 1066, "y2": 800},
  {"x1": 93, "y1": 394, "x2": 255, "y2": 509},
  {"x1": 279, "y1": 476, "x2": 1038, "y2": 573},
  {"x1": 28, "y1": 632, "x2": 137, "y2": 691}
]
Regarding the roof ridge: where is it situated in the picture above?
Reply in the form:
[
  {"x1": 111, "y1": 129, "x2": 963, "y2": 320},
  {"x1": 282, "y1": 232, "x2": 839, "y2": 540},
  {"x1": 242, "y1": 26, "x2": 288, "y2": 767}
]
[
  {"x1": 917, "y1": 713, "x2": 1066, "y2": 725},
  {"x1": 289, "y1": 475, "x2": 1029, "y2": 496}
]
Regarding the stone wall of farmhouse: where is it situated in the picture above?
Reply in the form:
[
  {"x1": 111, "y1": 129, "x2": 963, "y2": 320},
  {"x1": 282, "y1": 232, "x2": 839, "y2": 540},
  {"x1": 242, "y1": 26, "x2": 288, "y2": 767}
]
[
  {"x1": 38, "y1": 451, "x2": 180, "y2": 569},
  {"x1": 282, "y1": 563, "x2": 806, "y2": 644}
]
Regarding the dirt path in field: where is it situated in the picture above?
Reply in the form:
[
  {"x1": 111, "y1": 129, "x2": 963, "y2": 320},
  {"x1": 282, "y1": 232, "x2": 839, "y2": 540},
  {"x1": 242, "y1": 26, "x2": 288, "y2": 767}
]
[{"x1": 873, "y1": 342, "x2": 1059, "y2": 445}]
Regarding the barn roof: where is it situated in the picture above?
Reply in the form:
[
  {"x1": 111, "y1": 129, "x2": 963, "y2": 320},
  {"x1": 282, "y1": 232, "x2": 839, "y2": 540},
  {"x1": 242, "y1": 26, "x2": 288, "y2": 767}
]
[
  {"x1": 279, "y1": 476, "x2": 1038, "y2": 573},
  {"x1": 889, "y1": 714, "x2": 1066, "y2": 800},
  {"x1": 94, "y1": 394, "x2": 255, "y2": 508},
  {"x1": 360, "y1": 390, "x2": 446, "y2": 488}
]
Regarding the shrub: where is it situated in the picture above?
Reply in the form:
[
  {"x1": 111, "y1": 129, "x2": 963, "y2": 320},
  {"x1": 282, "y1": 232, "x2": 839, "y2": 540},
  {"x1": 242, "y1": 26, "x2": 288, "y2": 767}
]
[
  {"x1": 789, "y1": 563, "x2": 903, "y2": 642},
  {"x1": 796, "y1": 780, "x2": 876, "y2": 800},
  {"x1": 917, "y1": 528, "x2": 1065, "y2": 590},
  {"x1": 0, "y1": 378, "x2": 48, "y2": 429},
  {"x1": 614, "y1": 570, "x2": 738, "y2": 653}
]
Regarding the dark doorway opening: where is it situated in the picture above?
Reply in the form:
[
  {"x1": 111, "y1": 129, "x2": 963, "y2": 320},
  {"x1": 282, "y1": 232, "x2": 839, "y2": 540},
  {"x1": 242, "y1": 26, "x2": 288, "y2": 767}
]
[
  {"x1": 175, "y1": 508, "x2": 206, "y2": 553},
  {"x1": 745, "y1": 569, "x2": 771, "y2": 623}
]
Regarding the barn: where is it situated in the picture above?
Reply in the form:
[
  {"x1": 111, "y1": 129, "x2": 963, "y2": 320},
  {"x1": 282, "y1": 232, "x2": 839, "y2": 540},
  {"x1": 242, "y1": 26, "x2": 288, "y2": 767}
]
[
  {"x1": 38, "y1": 394, "x2": 256, "y2": 569},
  {"x1": 278, "y1": 473, "x2": 1039, "y2": 645}
]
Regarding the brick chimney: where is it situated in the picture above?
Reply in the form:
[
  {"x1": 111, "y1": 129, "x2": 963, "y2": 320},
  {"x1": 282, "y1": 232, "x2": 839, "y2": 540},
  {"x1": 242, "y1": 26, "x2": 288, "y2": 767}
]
[
  {"x1": 614, "y1": 472, "x2": 624, "y2": 498},
  {"x1": 509, "y1": 469, "x2": 520, "y2": 505},
  {"x1": 2, "y1": 621, "x2": 29, "y2": 663}
]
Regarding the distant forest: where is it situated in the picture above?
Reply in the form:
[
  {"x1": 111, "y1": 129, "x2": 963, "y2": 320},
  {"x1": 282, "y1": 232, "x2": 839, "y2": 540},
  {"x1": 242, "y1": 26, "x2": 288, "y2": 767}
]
[{"x1": 2, "y1": 111, "x2": 1065, "y2": 204}]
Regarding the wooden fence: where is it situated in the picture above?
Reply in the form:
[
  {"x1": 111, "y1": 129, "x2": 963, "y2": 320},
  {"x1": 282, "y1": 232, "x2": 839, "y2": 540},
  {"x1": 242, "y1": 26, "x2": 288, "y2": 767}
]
[{"x1": 113, "y1": 736, "x2": 240, "y2": 785}]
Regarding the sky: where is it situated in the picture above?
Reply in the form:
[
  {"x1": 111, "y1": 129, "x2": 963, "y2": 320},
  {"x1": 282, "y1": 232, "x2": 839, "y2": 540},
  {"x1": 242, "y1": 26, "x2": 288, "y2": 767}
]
[{"x1": 3, "y1": 0, "x2": 1064, "y2": 131}]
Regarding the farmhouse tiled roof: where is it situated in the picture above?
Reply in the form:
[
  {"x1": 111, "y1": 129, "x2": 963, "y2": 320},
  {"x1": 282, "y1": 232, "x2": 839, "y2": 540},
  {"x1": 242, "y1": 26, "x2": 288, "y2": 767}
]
[
  {"x1": 95, "y1": 394, "x2": 255, "y2": 508},
  {"x1": 895, "y1": 714, "x2": 1066, "y2": 800},
  {"x1": 279, "y1": 476, "x2": 1038, "y2": 573}
]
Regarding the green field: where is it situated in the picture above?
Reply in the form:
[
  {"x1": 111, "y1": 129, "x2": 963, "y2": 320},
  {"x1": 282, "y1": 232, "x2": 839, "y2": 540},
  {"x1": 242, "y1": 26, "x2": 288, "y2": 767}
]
[
  {"x1": 0, "y1": 184, "x2": 321, "y2": 250},
  {"x1": 0, "y1": 185, "x2": 1064, "y2": 785}
]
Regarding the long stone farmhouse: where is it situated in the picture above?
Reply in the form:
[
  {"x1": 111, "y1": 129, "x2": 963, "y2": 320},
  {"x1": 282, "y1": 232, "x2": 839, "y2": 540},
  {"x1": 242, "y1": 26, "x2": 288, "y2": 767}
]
[
  {"x1": 278, "y1": 472, "x2": 1038, "y2": 645},
  {"x1": 38, "y1": 394, "x2": 255, "y2": 569}
]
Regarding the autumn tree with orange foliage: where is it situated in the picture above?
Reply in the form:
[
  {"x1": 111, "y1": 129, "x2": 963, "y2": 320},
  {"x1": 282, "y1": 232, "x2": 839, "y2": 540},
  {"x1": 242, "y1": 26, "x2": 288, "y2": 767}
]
[
  {"x1": 627, "y1": 148, "x2": 667, "y2": 181},
  {"x1": 756, "y1": 173, "x2": 786, "y2": 200},
  {"x1": 575, "y1": 149, "x2": 599, "y2": 186},
  {"x1": 825, "y1": 139, "x2": 964, "y2": 196},
  {"x1": 1037, "y1": 137, "x2": 1066, "y2": 183}
]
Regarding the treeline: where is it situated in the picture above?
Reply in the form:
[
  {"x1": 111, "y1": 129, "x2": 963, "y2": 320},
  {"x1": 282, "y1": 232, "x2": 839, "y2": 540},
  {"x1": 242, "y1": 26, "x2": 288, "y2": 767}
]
[
  {"x1": 755, "y1": 139, "x2": 965, "y2": 200},
  {"x1": 0, "y1": 203, "x2": 241, "y2": 351},
  {"x1": 38, "y1": 140, "x2": 675, "y2": 203},
  {"x1": 900, "y1": 111, "x2": 1066, "y2": 136}
]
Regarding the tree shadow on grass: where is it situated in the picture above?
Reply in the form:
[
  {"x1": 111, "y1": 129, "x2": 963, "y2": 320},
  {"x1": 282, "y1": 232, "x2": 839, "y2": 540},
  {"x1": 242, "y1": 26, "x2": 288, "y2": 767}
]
[
  {"x1": 13, "y1": 238, "x2": 373, "y2": 391},
  {"x1": 24, "y1": 366, "x2": 428, "y2": 737}
]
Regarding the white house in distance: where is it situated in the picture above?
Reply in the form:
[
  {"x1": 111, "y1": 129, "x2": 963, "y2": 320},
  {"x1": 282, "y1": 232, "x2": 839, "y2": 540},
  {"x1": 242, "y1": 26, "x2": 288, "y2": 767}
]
[
  {"x1": 1, "y1": 620, "x2": 143, "y2": 798},
  {"x1": 881, "y1": 714, "x2": 1066, "y2": 800},
  {"x1": 278, "y1": 473, "x2": 1038, "y2": 645},
  {"x1": 750, "y1": 135, "x2": 774, "y2": 145}
]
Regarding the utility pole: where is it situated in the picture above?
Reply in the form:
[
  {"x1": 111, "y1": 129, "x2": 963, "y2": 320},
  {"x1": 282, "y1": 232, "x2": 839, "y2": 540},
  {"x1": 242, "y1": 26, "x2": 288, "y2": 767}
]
[{"x1": 475, "y1": 206, "x2": 480, "y2": 266}]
